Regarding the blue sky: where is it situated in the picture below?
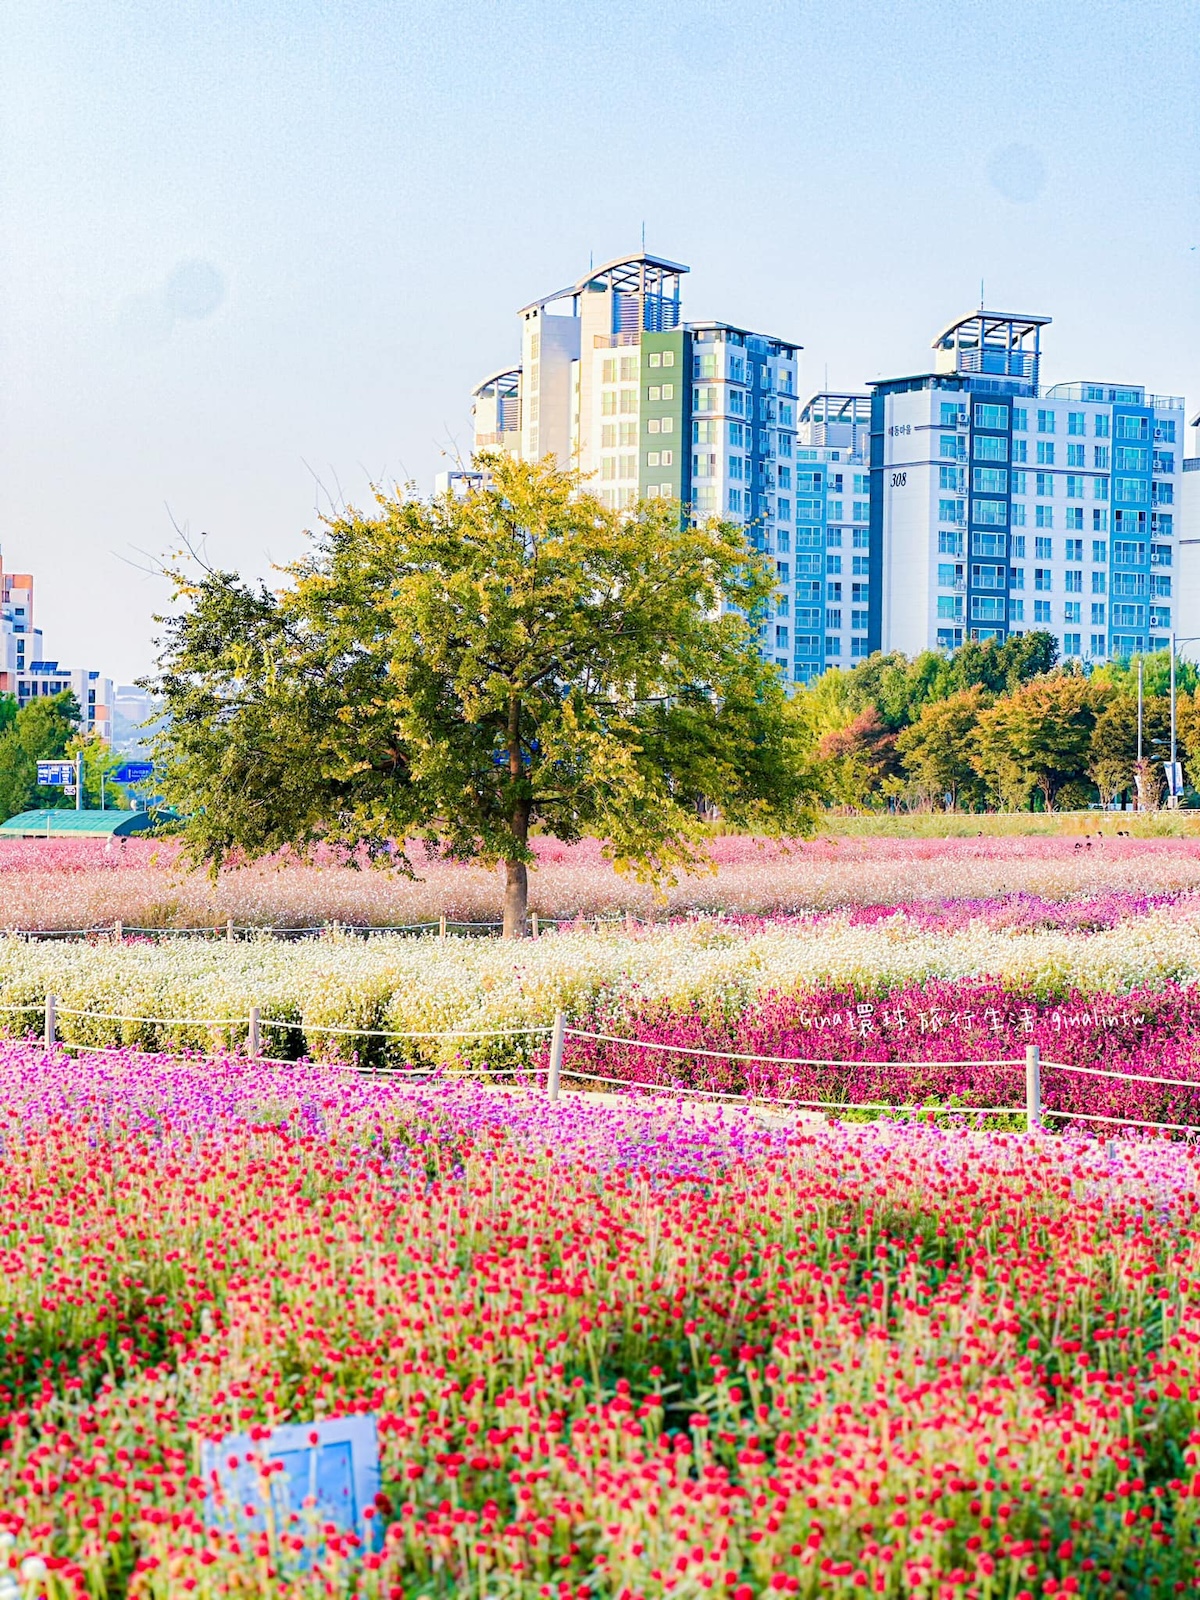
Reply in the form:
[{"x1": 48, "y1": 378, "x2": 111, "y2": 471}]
[{"x1": 2, "y1": 0, "x2": 1197, "y2": 681}]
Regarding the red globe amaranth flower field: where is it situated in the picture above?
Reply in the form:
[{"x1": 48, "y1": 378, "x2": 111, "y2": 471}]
[
  {"x1": 3, "y1": 1047, "x2": 1200, "y2": 1597},
  {"x1": 560, "y1": 978, "x2": 1200, "y2": 1129}
]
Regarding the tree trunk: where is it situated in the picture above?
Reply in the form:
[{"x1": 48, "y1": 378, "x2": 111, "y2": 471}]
[
  {"x1": 503, "y1": 857, "x2": 528, "y2": 939},
  {"x1": 503, "y1": 690, "x2": 531, "y2": 938}
]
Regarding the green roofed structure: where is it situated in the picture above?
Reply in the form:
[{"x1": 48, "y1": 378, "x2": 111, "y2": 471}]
[{"x1": 0, "y1": 809, "x2": 155, "y2": 838}]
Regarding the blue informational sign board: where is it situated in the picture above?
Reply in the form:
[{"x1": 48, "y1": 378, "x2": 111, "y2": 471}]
[
  {"x1": 36, "y1": 761, "x2": 75, "y2": 787},
  {"x1": 200, "y1": 1414, "x2": 381, "y2": 1555},
  {"x1": 113, "y1": 761, "x2": 154, "y2": 784}
]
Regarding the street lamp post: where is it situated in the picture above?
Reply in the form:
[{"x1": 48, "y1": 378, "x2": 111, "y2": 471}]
[
  {"x1": 1167, "y1": 629, "x2": 1200, "y2": 809},
  {"x1": 1165, "y1": 538, "x2": 1200, "y2": 810}
]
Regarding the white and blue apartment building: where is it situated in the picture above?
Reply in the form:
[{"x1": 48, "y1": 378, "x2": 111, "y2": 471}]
[
  {"x1": 870, "y1": 311, "x2": 1186, "y2": 665},
  {"x1": 465, "y1": 260, "x2": 1189, "y2": 682}
]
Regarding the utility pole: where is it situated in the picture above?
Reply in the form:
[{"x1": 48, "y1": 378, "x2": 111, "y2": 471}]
[
  {"x1": 1136, "y1": 658, "x2": 1143, "y2": 809},
  {"x1": 76, "y1": 752, "x2": 83, "y2": 811},
  {"x1": 1177, "y1": 630, "x2": 1184, "y2": 812}
]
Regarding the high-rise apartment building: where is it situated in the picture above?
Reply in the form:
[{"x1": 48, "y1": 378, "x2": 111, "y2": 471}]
[
  {"x1": 791, "y1": 394, "x2": 872, "y2": 680},
  {"x1": 0, "y1": 552, "x2": 112, "y2": 738},
  {"x1": 870, "y1": 311, "x2": 1186, "y2": 664},
  {"x1": 467, "y1": 264, "x2": 1190, "y2": 680},
  {"x1": 469, "y1": 253, "x2": 802, "y2": 678}
]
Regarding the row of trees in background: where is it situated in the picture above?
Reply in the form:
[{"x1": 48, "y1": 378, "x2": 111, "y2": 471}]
[
  {"x1": 793, "y1": 639, "x2": 1200, "y2": 813},
  {"x1": 0, "y1": 692, "x2": 131, "y2": 820}
]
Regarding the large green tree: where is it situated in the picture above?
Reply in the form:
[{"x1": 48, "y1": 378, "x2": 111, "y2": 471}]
[
  {"x1": 1088, "y1": 693, "x2": 1172, "y2": 808},
  {"x1": 894, "y1": 686, "x2": 990, "y2": 811},
  {"x1": 971, "y1": 673, "x2": 1105, "y2": 811},
  {"x1": 149, "y1": 456, "x2": 815, "y2": 935}
]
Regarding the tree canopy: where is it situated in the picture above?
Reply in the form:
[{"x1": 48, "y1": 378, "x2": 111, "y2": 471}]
[
  {"x1": 0, "y1": 692, "x2": 80, "y2": 821},
  {"x1": 149, "y1": 456, "x2": 816, "y2": 933}
]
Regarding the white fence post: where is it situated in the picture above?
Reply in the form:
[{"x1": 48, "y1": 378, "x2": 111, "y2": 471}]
[
  {"x1": 439, "y1": 915, "x2": 447, "y2": 942},
  {"x1": 1025, "y1": 1044, "x2": 1041, "y2": 1134},
  {"x1": 113, "y1": 920, "x2": 123, "y2": 944},
  {"x1": 548, "y1": 1010, "x2": 565, "y2": 1103},
  {"x1": 226, "y1": 918, "x2": 235, "y2": 944},
  {"x1": 247, "y1": 1005, "x2": 261, "y2": 1060},
  {"x1": 531, "y1": 913, "x2": 540, "y2": 940},
  {"x1": 43, "y1": 993, "x2": 56, "y2": 1051}
]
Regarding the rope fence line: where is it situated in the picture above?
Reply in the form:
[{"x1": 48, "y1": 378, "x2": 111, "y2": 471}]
[
  {"x1": 1, "y1": 912, "x2": 654, "y2": 943},
  {"x1": 13, "y1": 996, "x2": 1200, "y2": 1138}
]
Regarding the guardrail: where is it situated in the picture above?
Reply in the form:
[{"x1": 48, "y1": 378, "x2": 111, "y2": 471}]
[{"x1": 16, "y1": 997, "x2": 1200, "y2": 1138}]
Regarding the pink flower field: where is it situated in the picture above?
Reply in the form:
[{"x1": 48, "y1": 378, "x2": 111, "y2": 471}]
[{"x1": 8, "y1": 834, "x2": 1200, "y2": 929}]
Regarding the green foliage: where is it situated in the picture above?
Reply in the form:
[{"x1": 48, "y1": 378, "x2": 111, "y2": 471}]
[
  {"x1": 894, "y1": 687, "x2": 991, "y2": 810},
  {"x1": 1089, "y1": 694, "x2": 1172, "y2": 806},
  {"x1": 792, "y1": 632, "x2": 1059, "y2": 741},
  {"x1": 0, "y1": 692, "x2": 80, "y2": 821},
  {"x1": 148, "y1": 456, "x2": 817, "y2": 932},
  {"x1": 1093, "y1": 648, "x2": 1199, "y2": 701}
]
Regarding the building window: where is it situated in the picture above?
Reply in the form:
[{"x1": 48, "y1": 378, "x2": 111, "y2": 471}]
[
  {"x1": 1034, "y1": 568, "x2": 1052, "y2": 591},
  {"x1": 1066, "y1": 507, "x2": 1084, "y2": 530},
  {"x1": 851, "y1": 637, "x2": 869, "y2": 658},
  {"x1": 1011, "y1": 503, "x2": 1027, "y2": 527},
  {"x1": 1115, "y1": 414, "x2": 1149, "y2": 441},
  {"x1": 1034, "y1": 600, "x2": 1052, "y2": 623},
  {"x1": 1093, "y1": 509, "x2": 1108, "y2": 532},
  {"x1": 1009, "y1": 566, "x2": 1025, "y2": 589},
  {"x1": 973, "y1": 499, "x2": 1008, "y2": 527},
  {"x1": 1012, "y1": 408, "x2": 1028, "y2": 431},
  {"x1": 1063, "y1": 633, "x2": 1081, "y2": 656},
  {"x1": 1035, "y1": 473, "x2": 1054, "y2": 498},
  {"x1": 1067, "y1": 444, "x2": 1085, "y2": 468},
  {"x1": 974, "y1": 435, "x2": 1009, "y2": 462},
  {"x1": 1091, "y1": 634, "x2": 1107, "y2": 656},
  {"x1": 601, "y1": 391, "x2": 617, "y2": 416},
  {"x1": 1012, "y1": 438, "x2": 1028, "y2": 463},
  {"x1": 974, "y1": 403, "x2": 1008, "y2": 430},
  {"x1": 1037, "y1": 442, "x2": 1056, "y2": 465},
  {"x1": 973, "y1": 467, "x2": 1008, "y2": 494},
  {"x1": 1037, "y1": 409, "x2": 1056, "y2": 434},
  {"x1": 1064, "y1": 601, "x2": 1082, "y2": 623},
  {"x1": 1036, "y1": 505, "x2": 1054, "y2": 529},
  {"x1": 1009, "y1": 598, "x2": 1024, "y2": 621}
]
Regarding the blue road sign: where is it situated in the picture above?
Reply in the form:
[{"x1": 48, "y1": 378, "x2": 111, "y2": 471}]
[
  {"x1": 36, "y1": 761, "x2": 75, "y2": 787},
  {"x1": 113, "y1": 761, "x2": 154, "y2": 784}
]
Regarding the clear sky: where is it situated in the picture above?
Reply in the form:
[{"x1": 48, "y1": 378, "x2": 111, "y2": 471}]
[{"x1": 2, "y1": 0, "x2": 1197, "y2": 683}]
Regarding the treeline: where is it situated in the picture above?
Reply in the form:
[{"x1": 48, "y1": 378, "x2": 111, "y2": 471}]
[
  {"x1": 0, "y1": 691, "x2": 130, "y2": 820},
  {"x1": 790, "y1": 634, "x2": 1200, "y2": 812}
]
